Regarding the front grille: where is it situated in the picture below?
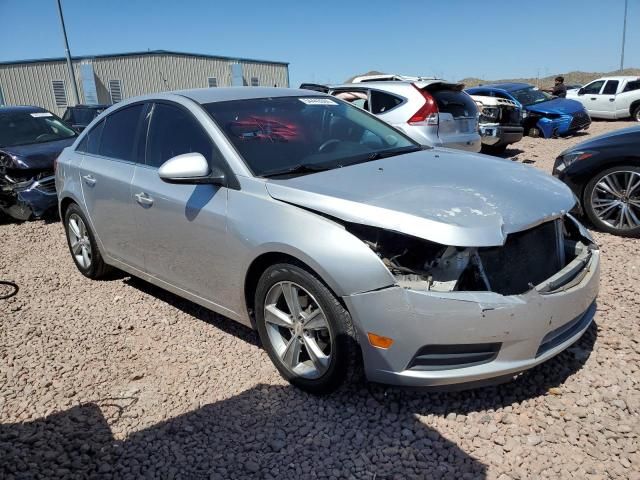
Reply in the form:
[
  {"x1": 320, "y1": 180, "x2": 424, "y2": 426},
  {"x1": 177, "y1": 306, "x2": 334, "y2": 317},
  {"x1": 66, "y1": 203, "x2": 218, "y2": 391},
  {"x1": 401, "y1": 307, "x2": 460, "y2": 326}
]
[
  {"x1": 569, "y1": 112, "x2": 590, "y2": 131},
  {"x1": 407, "y1": 343, "x2": 501, "y2": 371},
  {"x1": 477, "y1": 220, "x2": 564, "y2": 296},
  {"x1": 536, "y1": 302, "x2": 595, "y2": 357},
  {"x1": 35, "y1": 177, "x2": 56, "y2": 193}
]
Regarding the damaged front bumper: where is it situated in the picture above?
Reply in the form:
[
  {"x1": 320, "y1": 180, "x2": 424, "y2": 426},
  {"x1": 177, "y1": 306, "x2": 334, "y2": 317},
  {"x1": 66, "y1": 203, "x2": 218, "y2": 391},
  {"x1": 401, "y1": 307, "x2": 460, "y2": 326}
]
[
  {"x1": 0, "y1": 175, "x2": 58, "y2": 220},
  {"x1": 343, "y1": 241, "x2": 600, "y2": 388}
]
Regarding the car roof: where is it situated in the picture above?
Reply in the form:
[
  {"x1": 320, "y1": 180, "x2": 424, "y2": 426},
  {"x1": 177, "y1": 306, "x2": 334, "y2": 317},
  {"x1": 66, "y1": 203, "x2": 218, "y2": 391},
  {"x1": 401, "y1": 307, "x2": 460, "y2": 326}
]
[
  {"x1": 471, "y1": 83, "x2": 532, "y2": 92},
  {"x1": 175, "y1": 87, "x2": 324, "y2": 104},
  {"x1": 329, "y1": 79, "x2": 458, "y2": 90},
  {"x1": 0, "y1": 105, "x2": 48, "y2": 114},
  {"x1": 591, "y1": 76, "x2": 640, "y2": 82}
]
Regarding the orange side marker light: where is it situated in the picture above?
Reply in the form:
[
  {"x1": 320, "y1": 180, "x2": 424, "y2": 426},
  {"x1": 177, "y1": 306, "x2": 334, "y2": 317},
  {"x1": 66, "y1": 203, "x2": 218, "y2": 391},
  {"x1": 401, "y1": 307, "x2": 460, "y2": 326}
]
[{"x1": 367, "y1": 332, "x2": 394, "y2": 349}]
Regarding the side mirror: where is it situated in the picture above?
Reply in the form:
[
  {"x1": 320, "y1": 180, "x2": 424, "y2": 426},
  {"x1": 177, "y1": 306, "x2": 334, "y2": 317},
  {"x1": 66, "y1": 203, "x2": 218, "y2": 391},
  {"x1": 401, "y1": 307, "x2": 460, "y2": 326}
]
[
  {"x1": 577, "y1": 88, "x2": 585, "y2": 95},
  {"x1": 158, "y1": 152, "x2": 225, "y2": 186}
]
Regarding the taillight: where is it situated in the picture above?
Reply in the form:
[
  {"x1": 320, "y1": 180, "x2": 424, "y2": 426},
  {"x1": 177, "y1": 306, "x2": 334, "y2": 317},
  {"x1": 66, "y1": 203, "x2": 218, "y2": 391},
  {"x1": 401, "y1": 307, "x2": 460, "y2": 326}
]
[{"x1": 408, "y1": 85, "x2": 439, "y2": 125}]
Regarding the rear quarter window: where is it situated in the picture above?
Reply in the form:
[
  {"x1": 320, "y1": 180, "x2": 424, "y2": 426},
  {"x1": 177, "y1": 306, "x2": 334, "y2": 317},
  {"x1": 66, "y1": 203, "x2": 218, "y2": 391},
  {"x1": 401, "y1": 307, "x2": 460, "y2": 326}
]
[{"x1": 623, "y1": 80, "x2": 640, "y2": 93}]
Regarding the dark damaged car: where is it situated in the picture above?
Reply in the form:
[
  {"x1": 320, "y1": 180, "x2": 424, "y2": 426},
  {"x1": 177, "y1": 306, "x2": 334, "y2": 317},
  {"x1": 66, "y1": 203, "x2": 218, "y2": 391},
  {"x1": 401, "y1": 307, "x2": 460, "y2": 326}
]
[{"x1": 0, "y1": 106, "x2": 76, "y2": 220}]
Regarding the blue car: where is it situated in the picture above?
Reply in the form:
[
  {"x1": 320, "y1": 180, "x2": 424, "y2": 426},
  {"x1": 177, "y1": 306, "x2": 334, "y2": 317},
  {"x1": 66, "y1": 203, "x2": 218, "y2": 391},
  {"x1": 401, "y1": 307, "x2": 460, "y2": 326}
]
[{"x1": 466, "y1": 83, "x2": 591, "y2": 139}]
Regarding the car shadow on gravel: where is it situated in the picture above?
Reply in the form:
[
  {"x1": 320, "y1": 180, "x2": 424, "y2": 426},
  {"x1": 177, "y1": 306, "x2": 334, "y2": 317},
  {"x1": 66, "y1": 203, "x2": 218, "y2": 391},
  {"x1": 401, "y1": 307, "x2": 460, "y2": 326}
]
[
  {"x1": 1, "y1": 385, "x2": 488, "y2": 479},
  {"x1": 123, "y1": 276, "x2": 260, "y2": 346},
  {"x1": 123, "y1": 274, "x2": 598, "y2": 416}
]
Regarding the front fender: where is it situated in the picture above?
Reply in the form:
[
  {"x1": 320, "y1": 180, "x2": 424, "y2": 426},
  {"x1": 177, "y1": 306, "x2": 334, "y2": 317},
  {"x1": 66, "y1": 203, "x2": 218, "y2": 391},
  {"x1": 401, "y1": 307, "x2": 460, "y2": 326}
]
[{"x1": 224, "y1": 183, "x2": 396, "y2": 318}]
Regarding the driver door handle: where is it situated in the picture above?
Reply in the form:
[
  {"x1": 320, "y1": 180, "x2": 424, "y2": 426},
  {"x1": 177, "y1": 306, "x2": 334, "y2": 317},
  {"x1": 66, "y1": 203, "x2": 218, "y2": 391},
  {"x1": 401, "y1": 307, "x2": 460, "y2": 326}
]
[
  {"x1": 135, "y1": 192, "x2": 154, "y2": 207},
  {"x1": 82, "y1": 174, "x2": 97, "y2": 186}
]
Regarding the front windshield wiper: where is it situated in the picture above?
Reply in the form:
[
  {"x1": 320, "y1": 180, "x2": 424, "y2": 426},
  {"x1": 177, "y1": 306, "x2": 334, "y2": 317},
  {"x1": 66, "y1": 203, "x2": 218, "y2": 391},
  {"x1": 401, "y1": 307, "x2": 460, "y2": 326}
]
[
  {"x1": 261, "y1": 163, "x2": 333, "y2": 178},
  {"x1": 365, "y1": 145, "x2": 425, "y2": 161}
]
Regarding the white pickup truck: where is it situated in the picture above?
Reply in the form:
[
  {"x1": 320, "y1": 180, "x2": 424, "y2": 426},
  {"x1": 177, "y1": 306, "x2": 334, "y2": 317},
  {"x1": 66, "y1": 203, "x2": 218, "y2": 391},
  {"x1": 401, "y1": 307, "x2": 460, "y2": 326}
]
[{"x1": 566, "y1": 76, "x2": 640, "y2": 121}]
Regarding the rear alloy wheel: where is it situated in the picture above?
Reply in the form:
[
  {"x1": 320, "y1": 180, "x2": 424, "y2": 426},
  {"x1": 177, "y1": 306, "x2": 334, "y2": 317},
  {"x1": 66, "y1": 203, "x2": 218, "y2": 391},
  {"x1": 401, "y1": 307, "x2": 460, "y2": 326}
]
[
  {"x1": 584, "y1": 166, "x2": 640, "y2": 237},
  {"x1": 64, "y1": 203, "x2": 112, "y2": 278},
  {"x1": 633, "y1": 105, "x2": 640, "y2": 122},
  {"x1": 255, "y1": 263, "x2": 361, "y2": 394}
]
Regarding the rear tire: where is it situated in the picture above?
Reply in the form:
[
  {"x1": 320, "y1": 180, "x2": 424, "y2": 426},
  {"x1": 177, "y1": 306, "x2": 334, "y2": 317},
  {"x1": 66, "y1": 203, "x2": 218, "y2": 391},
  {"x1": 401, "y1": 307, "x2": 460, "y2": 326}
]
[
  {"x1": 254, "y1": 263, "x2": 361, "y2": 394},
  {"x1": 632, "y1": 105, "x2": 640, "y2": 122},
  {"x1": 64, "y1": 203, "x2": 112, "y2": 278},
  {"x1": 583, "y1": 165, "x2": 640, "y2": 237}
]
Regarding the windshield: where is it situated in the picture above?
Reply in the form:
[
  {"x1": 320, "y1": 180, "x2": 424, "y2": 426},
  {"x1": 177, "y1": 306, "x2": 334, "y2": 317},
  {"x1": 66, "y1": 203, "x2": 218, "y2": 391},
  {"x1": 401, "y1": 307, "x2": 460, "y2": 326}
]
[
  {"x1": 203, "y1": 96, "x2": 419, "y2": 177},
  {"x1": 510, "y1": 87, "x2": 553, "y2": 106},
  {"x1": 0, "y1": 111, "x2": 76, "y2": 147}
]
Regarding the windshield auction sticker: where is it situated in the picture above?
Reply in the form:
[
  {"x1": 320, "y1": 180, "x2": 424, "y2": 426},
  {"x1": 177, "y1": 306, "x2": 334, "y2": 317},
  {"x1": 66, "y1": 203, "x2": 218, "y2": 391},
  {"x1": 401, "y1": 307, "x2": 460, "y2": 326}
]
[
  {"x1": 299, "y1": 98, "x2": 338, "y2": 105},
  {"x1": 30, "y1": 112, "x2": 53, "y2": 117}
]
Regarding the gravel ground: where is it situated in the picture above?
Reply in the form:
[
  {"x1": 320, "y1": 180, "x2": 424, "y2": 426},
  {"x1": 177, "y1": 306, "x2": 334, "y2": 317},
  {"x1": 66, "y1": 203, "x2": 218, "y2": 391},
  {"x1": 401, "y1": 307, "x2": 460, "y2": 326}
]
[{"x1": 1, "y1": 120, "x2": 639, "y2": 479}]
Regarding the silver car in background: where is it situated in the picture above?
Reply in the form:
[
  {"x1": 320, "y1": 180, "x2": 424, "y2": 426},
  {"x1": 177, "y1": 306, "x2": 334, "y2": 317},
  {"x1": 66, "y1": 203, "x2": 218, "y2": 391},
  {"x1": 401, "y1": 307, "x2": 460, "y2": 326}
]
[
  {"x1": 56, "y1": 87, "x2": 599, "y2": 394},
  {"x1": 300, "y1": 80, "x2": 482, "y2": 152}
]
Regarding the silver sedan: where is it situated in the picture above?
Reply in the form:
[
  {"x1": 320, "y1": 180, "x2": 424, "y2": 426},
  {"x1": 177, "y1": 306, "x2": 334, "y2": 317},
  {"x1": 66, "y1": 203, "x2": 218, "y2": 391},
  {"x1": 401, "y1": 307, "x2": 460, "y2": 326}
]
[{"x1": 56, "y1": 87, "x2": 599, "y2": 393}]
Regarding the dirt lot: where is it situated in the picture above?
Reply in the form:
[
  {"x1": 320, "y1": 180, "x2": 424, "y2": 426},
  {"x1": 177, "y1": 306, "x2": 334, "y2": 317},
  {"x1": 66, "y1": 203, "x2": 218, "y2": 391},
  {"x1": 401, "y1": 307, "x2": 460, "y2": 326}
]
[{"x1": 1, "y1": 120, "x2": 639, "y2": 479}]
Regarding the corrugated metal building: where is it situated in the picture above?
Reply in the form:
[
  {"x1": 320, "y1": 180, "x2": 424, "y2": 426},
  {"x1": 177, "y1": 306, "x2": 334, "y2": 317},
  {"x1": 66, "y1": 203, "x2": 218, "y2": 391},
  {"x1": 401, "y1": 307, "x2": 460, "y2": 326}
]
[{"x1": 0, "y1": 50, "x2": 290, "y2": 115}]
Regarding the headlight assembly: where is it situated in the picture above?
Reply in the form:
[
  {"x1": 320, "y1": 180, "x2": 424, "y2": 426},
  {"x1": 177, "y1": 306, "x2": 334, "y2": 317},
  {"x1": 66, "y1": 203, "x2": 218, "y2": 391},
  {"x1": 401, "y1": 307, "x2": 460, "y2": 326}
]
[{"x1": 555, "y1": 150, "x2": 595, "y2": 172}]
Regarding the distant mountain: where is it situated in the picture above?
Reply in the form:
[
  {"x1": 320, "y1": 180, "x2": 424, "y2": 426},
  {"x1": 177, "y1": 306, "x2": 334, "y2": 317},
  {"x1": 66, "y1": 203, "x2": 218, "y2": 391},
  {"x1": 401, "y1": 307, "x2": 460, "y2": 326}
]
[
  {"x1": 346, "y1": 68, "x2": 640, "y2": 89},
  {"x1": 459, "y1": 68, "x2": 640, "y2": 89}
]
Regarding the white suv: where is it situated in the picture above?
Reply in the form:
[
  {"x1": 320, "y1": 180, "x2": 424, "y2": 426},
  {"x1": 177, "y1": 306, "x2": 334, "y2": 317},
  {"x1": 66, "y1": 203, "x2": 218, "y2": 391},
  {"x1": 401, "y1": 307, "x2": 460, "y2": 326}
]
[
  {"x1": 567, "y1": 76, "x2": 640, "y2": 121},
  {"x1": 300, "y1": 80, "x2": 481, "y2": 152}
]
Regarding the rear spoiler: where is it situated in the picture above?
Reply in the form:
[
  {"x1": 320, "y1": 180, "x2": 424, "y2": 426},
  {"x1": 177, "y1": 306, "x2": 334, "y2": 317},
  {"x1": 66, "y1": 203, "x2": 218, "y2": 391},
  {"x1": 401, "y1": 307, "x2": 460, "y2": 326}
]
[
  {"x1": 414, "y1": 81, "x2": 465, "y2": 92},
  {"x1": 299, "y1": 83, "x2": 330, "y2": 93}
]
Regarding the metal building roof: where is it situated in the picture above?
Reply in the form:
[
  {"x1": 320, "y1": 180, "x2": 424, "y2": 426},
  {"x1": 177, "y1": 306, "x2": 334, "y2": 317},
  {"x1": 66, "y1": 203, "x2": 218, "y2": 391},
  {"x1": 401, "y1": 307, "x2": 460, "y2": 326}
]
[{"x1": 0, "y1": 49, "x2": 289, "y2": 67}]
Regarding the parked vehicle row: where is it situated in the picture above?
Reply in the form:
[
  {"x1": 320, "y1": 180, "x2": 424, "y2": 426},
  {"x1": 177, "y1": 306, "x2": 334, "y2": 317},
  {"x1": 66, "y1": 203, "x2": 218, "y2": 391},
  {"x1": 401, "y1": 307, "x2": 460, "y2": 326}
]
[
  {"x1": 55, "y1": 87, "x2": 601, "y2": 393},
  {"x1": 466, "y1": 83, "x2": 591, "y2": 139}
]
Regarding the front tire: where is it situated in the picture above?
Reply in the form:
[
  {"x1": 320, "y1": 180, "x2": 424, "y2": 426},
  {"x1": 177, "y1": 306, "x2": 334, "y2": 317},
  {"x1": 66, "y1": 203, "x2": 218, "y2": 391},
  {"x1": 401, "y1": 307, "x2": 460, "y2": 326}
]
[
  {"x1": 528, "y1": 126, "x2": 542, "y2": 138},
  {"x1": 583, "y1": 166, "x2": 640, "y2": 237},
  {"x1": 255, "y1": 263, "x2": 360, "y2": 394},
  {"x1": 64, "y1": 203, "x2": 112, "y2": 278}
]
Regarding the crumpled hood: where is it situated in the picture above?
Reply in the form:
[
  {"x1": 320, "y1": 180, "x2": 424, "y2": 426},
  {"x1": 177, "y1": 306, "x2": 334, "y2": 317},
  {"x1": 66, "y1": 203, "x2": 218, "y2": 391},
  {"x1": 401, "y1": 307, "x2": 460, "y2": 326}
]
[
  {"x1": 526, "y1": 98, "x2": 585, "y2": 115},
  {"x1": 265, "y1": 149, "x2": 575, "y2": 247},
  {"x1": 0, "y1": 137, "x2": 76, "y2": 171}
]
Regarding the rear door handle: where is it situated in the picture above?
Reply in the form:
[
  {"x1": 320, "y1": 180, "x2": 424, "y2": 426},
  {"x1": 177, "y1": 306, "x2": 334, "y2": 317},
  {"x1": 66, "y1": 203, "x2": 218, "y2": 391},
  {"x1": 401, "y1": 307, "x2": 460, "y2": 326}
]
[
  {"x1": 135, "y1": 192, "x2": 154, "y2": 207},
  {"x1": 590, "y1": 97, "x2": 596, "y2": 100},
  {"x1": 82, "y1": 174, "x2": 97, "y2": 186},
  {"x1": 609, "y1": 98, "x2": 615, "y2": 102}
]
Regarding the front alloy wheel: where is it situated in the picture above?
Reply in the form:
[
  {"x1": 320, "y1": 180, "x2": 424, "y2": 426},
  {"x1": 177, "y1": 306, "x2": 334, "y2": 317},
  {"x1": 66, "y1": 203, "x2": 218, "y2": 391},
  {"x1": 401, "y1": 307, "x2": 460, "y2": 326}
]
[
  {"x1": 255, "y1": 263, "x2": 361, "y2": 394},
  {"x1": 585, "y1": 166, "x2": 640, "y2": 237},
  {"x1": 264, "y1": 281, "x2": 332, "y2": 379}
]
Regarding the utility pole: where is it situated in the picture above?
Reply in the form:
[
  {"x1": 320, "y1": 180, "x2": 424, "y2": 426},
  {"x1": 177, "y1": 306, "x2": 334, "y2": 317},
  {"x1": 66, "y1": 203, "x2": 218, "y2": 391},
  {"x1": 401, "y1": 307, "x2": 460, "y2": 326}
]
[
  {"x1": 56, "y1": 0, "x2": 80, "y2": 105},
  {"x1": 620, "y1": 0, "x2": 628, "y2": 72}
]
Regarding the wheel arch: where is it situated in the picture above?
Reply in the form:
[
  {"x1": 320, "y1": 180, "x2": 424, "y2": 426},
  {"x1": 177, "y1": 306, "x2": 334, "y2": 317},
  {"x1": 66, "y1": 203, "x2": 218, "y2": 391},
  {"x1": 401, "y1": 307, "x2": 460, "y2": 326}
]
[
  {"x1": 243, "y1": 251, "x2": 345, "y2": 327},
  {"x1": 630, "y1": 99, "x2": 640, "y2": 119}
]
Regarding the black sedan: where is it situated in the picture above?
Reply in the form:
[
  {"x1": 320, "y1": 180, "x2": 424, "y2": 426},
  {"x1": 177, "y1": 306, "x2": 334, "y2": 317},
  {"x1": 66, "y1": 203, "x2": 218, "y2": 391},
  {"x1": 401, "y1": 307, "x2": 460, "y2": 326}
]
[
  {"x1": 0, "y1": 106, "x2": 76, "y2": 220},
  {"x1": 553, "y1": 126, "x2": 640, "y2": 237}
]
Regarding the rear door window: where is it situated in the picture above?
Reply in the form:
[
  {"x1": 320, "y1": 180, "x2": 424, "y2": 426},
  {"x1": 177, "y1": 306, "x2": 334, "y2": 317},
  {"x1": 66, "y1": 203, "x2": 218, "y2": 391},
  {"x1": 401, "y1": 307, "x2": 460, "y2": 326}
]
[
  {"x1": 145, "y1": 103, "x2": 217, "y2": 169},
  {"x1": 430, "y1": 90, "x2": 477, "y2": 117},
  {"x1": 76, "y1": 119, "x2": 105, "y2": 154},
  {"x1": 602, "y1": 80, "x2": 619, "y2": 95},
  {"x1": 98, "y1": 104, "x2": 144, "y2": 161}
]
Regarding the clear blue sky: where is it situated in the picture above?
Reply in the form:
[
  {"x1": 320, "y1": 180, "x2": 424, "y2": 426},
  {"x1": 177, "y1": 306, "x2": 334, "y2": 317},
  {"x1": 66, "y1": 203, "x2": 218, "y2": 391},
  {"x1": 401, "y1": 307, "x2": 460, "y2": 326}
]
[{"x1": 1, "y1": 0, "x2": 638, "y2": 87}]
